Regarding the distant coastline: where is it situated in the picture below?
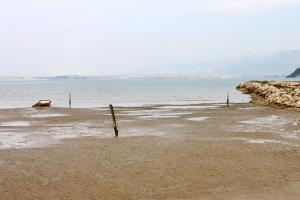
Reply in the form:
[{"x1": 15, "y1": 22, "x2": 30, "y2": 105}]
[{"x1": 0, "y1": 74, "x2": 288, "y2": 81}]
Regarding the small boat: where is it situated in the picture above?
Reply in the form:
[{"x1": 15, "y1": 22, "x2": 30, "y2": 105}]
[{"x1": 32, "y1": 100, "x2": 51, "y2": 108}]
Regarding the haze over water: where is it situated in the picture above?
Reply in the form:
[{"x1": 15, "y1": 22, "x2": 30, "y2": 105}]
[{"x1": 0, "y1": 78, "x2": 249, "y2": 108}]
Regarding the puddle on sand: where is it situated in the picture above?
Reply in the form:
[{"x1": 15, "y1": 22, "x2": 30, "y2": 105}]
[
  {"x1": 158, "y1": 105, "x2": 220, "y2": 109},
  {"x1": 121, "y1": 109, "x2": 192, "y2": 116},
  {"x1": 119, "y1": 127, "x2": 167, "y2": 138},
  {"x1": 237, "y1": 106, "x2": 265, "y2": 111},
  {"x1": 0, "y1": 132, "x2": 54, "y2": 149},
  {"x1": 0, "y1": 118, "x2": 173, "y2": 149},
  {"x1": 230, "y1": 137, "x2": 288, "y2": 145},
  {"x1": 240, "y1": 115, "x2": 287, "y2": 126},
  {"x1": 0, "y1": 132, "x2": 28, "y2": 149},
  {"x1": 232, "y1": 115, "x2": 300, "y2": 144},
  {"x1": 281, "y1": 131, "x2": 300, "y2": 140},
  {"x1": 120, "y1": 109, "x2": 192, "y2": 120},
  {"x1": 30, "y1": 114, "x2": 68, "y2": 118},
  {"x1": 186, "y1": 117, "x2": 209, "y2": 121},
  {"x1": 138, "y1": 115, "x2": 180, "y2": 120},
  {"x1": 247, "y1": 139, "x2": 283, "y2": 144},
  {"x1": 233, "y1": 115, "x2": 300, "y2": 140},
  {"x1": 0, "y1": 121, "x2": 31, "y2": 127},
  {"x1": 46, "y1": 126, "x2": 111, "y2": 139},
  {"x1": 233, "y1": 115, "x2": 291, "y2": 133},
  {"x1": 0, "y1": 125, "x2": 112, "y2": 149}
]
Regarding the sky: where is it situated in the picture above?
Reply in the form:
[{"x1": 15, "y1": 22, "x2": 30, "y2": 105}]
[{"x1": 1, "y1": 0, "x2": 300, "y2": 76}]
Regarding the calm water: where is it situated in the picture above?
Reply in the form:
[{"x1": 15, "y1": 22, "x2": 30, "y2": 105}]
[{"x1": 0, "y1": 78, "x2": 250, "y2": 108}]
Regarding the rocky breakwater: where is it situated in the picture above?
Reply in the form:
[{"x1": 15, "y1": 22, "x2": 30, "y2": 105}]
[{"x1": 237, "y1": 81, "x2": 300, "y2": 108}]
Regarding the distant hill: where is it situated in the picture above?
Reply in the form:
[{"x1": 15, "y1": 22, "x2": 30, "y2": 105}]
[
  {"x1": 161, "y1": 49, "x2": 300, "y2": 78},
  {"x1": 1, "y1": 49, "x2": 300, "y2": 80},
  {"x1": 34, "y1": 75, "x2": 88, "y2": 80},
  {"x1": 287, "y1": 68, "x2": 300, "y2": 78}
]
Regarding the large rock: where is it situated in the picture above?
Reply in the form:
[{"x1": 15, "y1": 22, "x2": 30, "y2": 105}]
[{"x1": 237, "y1": 81, "x2": 300, "y2": 108}]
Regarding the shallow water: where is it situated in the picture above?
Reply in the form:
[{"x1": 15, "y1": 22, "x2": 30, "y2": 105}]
[{"x1": 0, "y1": 78, "x2": 250, "y2": 108}]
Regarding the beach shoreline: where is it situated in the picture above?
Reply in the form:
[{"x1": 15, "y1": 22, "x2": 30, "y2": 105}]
[{"x1": 0, "y1": 103, "x2": 299, "y2": 199}]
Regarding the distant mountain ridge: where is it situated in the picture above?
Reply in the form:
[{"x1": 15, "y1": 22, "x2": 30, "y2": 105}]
[
  {"x1": 1, "y1": 49, "x2": 300, "y2": 80},
  {"x1": 167, "y1": 49, "x2": 300, "y2": 78},
  {"x1": 287, "y1": 68, "x2": 300, "y2": 78},
  {"x1": 35, "y1": 75, "x2": 88, "y2": 80}
]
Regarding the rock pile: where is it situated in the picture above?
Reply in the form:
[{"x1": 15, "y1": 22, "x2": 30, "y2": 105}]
[{"x1": 237, "y1": 81, "x2": 300, "y2": 108}]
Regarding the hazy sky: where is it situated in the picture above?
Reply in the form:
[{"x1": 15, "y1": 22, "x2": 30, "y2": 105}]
[{"x1": 1, "y1": 0, "x2": 300, "y2": 76}]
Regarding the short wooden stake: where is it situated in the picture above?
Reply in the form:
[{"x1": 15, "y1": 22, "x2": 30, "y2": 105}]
[
  {"x1": 69, "y1": 93, "x2": 72, "y2": 108},
  {"x1": 109, "y1": 104, "x2": 118, "y2": 137},
  {"x1": 226, "y1": 92, "x2": 230, "y2": 107}
]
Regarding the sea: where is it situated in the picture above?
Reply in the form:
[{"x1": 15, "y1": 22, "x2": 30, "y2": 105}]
[{"x1": 0, "y1": 78, "x2": 251, "y2": 108}]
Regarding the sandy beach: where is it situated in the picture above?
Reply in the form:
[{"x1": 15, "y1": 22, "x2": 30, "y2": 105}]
[{"x1": 0, "y1": 103, "x2": 299, "y2": 199}]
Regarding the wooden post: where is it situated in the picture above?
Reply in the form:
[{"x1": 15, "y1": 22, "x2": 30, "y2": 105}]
[
  {"x1": 226, "y1": 92, "x2": 230, "y2": 107},
  {"x1": 69, "y1": 93, "x2": 72, "y2": 108},
  {"x1": 109, "y1": 104, "x2": 118, "y2": 137}
]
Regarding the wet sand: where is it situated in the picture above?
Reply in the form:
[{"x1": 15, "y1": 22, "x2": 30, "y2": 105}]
[{"x1": 0, "y1": 103, "x2": 299, "y2": 199}]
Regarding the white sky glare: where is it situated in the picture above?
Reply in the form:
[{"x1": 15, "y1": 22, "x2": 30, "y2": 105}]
[{"x1": 0, "y1": 0, "x2": 300, "y2": 76}]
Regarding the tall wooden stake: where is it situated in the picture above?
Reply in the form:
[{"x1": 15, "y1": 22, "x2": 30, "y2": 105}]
[
  {"x1": 226, "y1": 92, "x2": 230, "y2": 107},
  {"x1": 69, "y1": 93, "x2": 72, "y2": 108},
  {"x1": 109, "y1": 104, "x2": 118, "y2": 137}
]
